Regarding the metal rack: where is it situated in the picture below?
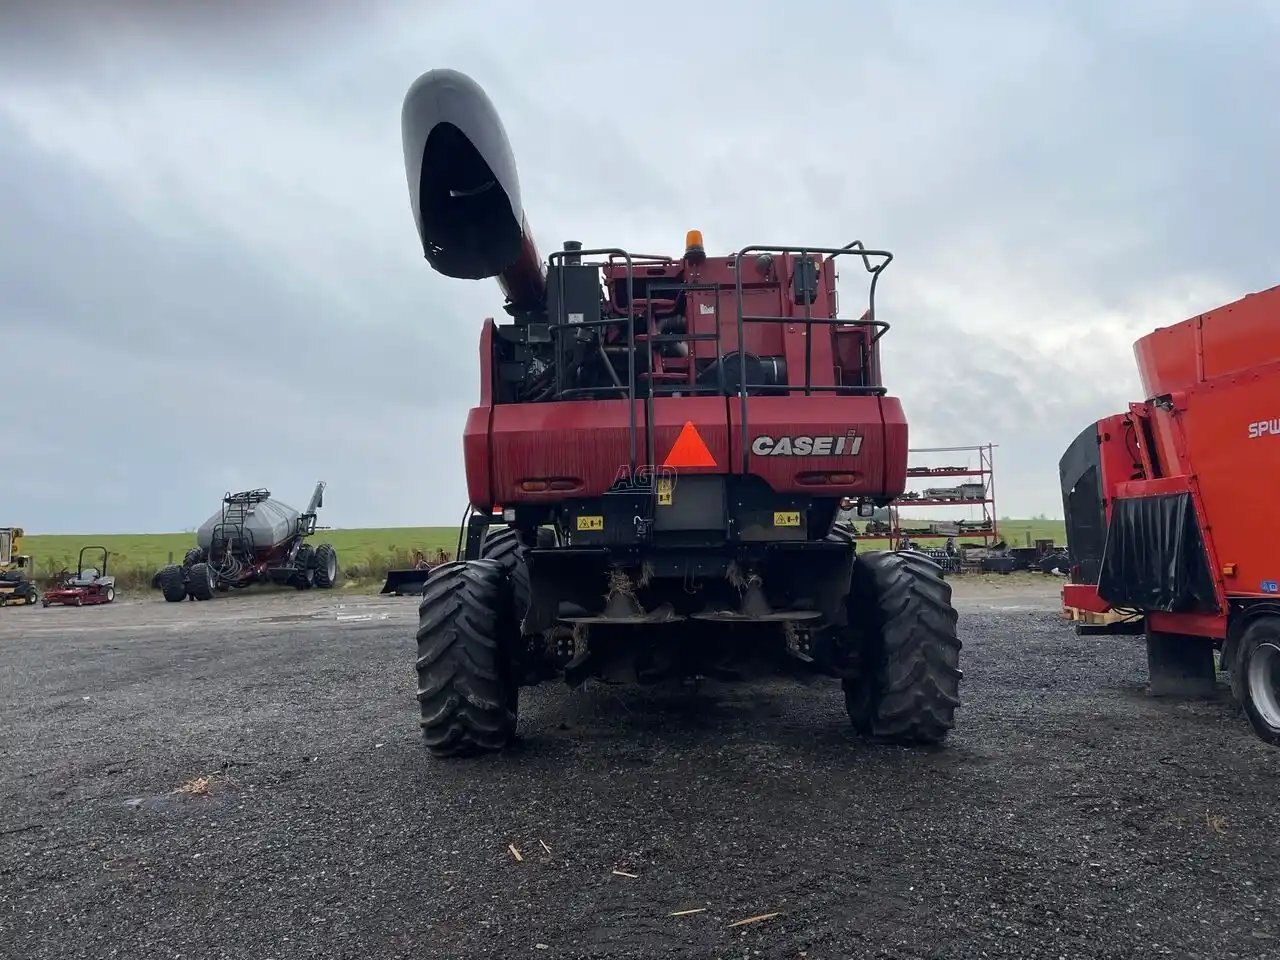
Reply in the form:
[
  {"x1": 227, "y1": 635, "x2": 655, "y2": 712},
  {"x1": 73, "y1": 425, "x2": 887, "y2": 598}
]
[
  {"x1": 849, "y1": 443, "x2": 999, "y2": 548},
  {"x1": 892, "y1": 443, "x2": 999, "y2": 549}
]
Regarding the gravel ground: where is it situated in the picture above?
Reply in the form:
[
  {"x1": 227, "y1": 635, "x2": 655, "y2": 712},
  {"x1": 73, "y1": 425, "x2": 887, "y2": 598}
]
[{"x1": 1, "y1": 578, "x2": 1278, "y2": 960}]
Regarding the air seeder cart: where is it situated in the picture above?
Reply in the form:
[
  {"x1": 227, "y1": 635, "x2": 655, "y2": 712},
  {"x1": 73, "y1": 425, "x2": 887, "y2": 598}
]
[
  {"x1": 42, "y1": 546, "x2": 115, "y2": 607},
  {"x1": 154, "y1": 482, "x2": 338, "y2": 601},
  {"x1": 400, "y1": 69, "x2": 963, "y2": 757}
]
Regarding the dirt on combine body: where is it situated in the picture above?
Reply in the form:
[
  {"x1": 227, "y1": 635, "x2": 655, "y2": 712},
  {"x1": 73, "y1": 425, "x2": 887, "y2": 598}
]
[
  {"x1": 1060, "y1": 284, "x2": 1280, "y2": 746},
  {"x1": 154, "y1": 482, "x2": 339, "y2": 601},
  {"x1": 399, "y1": 69, "x2": 962, "y2": 758}
]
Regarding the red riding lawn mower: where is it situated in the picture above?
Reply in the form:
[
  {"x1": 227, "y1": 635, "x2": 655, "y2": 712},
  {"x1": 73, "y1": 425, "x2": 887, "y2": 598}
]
[
  {"x1": 42, "y1": 546, "x2": 116, "y2": 607},
  {"x1": 401, "y1": 69, "x2": 961, "y2": 758}
]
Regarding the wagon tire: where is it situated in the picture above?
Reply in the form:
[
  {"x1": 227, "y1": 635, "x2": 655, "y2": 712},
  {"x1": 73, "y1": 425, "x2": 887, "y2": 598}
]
[
  {"x1": 313, "y1": 544, "x2": 338, "y2": 589},
  {"x1": 188, "y1": 562, "x2": 216, "y2": 601},
  {"x1": 157, "y1": 564, "x2": 187, "y2": 603},
  {"x1": 1237, "y1": 616, "x2": 1280, "y2": 747}
]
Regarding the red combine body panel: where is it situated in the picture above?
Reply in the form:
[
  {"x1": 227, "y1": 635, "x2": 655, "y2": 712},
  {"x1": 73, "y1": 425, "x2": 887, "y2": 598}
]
[
  {"x1": 466, "y1": 250, "x2": 909, "y2": 510},
  {"x1": 1059, "y1": 283, "x2": 1280, "y2": 745},
  {"x1": 400, "y1": 68, "x2": 963, "y2": 759}
]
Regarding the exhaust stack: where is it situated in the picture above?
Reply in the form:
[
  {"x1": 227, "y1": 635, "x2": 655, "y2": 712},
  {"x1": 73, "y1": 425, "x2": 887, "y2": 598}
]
[{"x1": 401, "y1": 68, "x2": 546, "y2": 311}]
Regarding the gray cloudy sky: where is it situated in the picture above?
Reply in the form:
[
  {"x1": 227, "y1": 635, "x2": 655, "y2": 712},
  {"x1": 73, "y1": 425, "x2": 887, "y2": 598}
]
[{"x1": 2, "y1": 0, "x2": 1277, "y2": 533}]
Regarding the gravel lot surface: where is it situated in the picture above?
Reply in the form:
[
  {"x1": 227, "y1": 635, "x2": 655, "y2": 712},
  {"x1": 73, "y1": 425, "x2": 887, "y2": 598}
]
[{"x1": 1, "y1": 577, "x2": 1278, "y2": 959}]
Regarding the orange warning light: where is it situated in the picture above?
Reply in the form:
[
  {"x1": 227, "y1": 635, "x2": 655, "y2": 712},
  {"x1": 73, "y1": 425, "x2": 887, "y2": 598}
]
[
  {"x1": 662, "y1": 421, "x2": 717, "y2": 468},
  {"x1": 684, "y1": 229, "x2": 706, "y2": 265}
]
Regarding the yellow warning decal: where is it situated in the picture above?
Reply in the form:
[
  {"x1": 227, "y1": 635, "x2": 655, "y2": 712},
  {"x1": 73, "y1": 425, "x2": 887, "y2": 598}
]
[
  {"x1": 657, "y1": 478, "x2": 673, "y2": 506},
  {"x1": 577, "y1": 515, "x2": 604, "y2": 531},
  {"x1": 773, "y1": 511, "x2": 801, "y2": 527}
]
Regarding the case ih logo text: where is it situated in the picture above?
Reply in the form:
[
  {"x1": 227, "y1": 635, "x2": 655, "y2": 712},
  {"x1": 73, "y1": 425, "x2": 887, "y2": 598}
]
[
  {"x1": 1248, "y1": 418, "x2": 1280, "y2": 439},
  {"x1": 751, "y1": 432, "x2": 863, "y2": 456}
]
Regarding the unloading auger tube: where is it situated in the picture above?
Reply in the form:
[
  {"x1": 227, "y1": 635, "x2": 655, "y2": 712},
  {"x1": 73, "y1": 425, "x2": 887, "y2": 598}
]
[{"x1": 401, "y1": 68, "x2": 546, "y2": 313}]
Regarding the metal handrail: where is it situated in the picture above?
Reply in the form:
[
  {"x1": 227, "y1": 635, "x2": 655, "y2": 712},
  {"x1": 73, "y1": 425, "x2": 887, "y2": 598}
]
[
  {"x1": 548, "y1": 247, "x2": 636, "y2": 471},
  {"x1": 733, "y1": 242, "x2": 893, "y2": 472}
]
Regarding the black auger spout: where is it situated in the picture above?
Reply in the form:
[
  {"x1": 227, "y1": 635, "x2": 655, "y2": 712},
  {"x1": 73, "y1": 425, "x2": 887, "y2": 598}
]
[{"x1": 401, "y1": 68, "x2": 546, "y2": 312}]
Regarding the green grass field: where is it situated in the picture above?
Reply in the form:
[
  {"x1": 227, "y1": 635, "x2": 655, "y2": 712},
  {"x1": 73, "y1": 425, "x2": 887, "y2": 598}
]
[
  {"x1": 22, "y1": 528, "x2": 461, "y2": 591},
  {"x1": 21, "y1": 518, "x2": 1066, "y2": 592}
]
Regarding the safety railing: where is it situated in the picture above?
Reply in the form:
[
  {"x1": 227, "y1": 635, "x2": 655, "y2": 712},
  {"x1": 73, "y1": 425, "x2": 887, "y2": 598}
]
[
  {"x1": 545, "y1": 241, "x2": 893, "y2": 477},
  {"x1": 733, "y1": 242, "x2": 892, "y2": 472},
  {"x1": 547, "y1": 247, "x2": 638, "y2": 471}
]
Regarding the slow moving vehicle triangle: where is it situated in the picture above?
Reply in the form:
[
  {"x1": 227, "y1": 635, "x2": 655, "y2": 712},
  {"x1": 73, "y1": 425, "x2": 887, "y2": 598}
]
[{"x1": 662, "y1": 420, "x2": 718, "y2": 469}]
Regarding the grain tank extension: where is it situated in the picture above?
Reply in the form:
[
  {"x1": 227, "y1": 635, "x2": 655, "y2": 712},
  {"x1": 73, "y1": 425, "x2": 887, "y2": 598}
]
[{"x1": 154, "y1": 482, "x2": 339, "y2": 601}]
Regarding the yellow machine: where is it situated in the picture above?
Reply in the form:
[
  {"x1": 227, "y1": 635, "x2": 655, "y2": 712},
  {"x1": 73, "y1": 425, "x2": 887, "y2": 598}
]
[{"x1": 0, "y1": 527, "x2": 38, "y2": 606}]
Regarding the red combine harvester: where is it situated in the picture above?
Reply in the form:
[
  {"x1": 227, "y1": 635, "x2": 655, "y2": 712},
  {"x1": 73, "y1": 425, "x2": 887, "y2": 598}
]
[
  {"x1": 401, "y1": 69, "x2": 961, "y2": 757},
  {"x1": 1059, "y1": 284, "x2": 1280, "y2": 746}
]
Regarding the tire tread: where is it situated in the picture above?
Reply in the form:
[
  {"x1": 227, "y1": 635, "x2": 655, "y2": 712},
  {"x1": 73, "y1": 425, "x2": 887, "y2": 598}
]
[
  {"x1": 414, "y1": 559, "x2": 517, "y2": 757},
  {"x1": 844, "y1": 550, "x2": 963, "y2": 744}
]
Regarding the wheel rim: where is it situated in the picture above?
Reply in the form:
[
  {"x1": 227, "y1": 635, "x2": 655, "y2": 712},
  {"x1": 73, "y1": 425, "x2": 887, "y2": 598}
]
[
  {"x1": 1247, "y1": 641, "x2": 1280, "y2": 731},
  {"x1": 326, "y1": 553, "x2": 337, "y2": 581}
]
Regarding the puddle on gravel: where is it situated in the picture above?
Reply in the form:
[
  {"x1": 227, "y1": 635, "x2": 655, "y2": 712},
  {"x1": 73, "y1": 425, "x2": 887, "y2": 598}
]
[{"x1": 258, "y1": 606, "x2": 392, "y2": 624}]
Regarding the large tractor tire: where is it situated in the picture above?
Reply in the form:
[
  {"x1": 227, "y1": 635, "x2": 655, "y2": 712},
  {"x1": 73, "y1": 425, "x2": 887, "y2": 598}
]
[
  {"x1": 183, "y1": 547, "x2": 205, "y2": 568},
  {"x1": 899, "y1": 547, "x2": 945, "y2": 572},
  {"x1": 187, "y1": 562, "x2": 216, "y2": 601},
  {"x1": 157, "y1": 564, "x2": 187, "y2": 603},
  {"x1": 843, "y1": 549, "x2": 963, "y2": 745},
  {"x1": 1235, "y1": 616, "x2": 1280, "y2": 746},
  {"x1": 313, "y1": 544, "x2": 338, "y2": 589},
  {"x1": 478, "y1": 526, "x2": 531, "y2": 621},
  {"x1": 415, "y1": 559, "x2": 518, "y2": 758},
  {"x1": 827, "y1": 519, "x2": 857, "y2": 547}
]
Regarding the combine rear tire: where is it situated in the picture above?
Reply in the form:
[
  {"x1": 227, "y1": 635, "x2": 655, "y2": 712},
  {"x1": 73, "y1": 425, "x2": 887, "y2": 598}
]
[
  {"x1": 415, "y1": 559, "x2": 518, "y2": 758},
  {"x1": 188, "y1": 562, "x2": 216, "y2": 601},
  {"x1": 478, "y1": 526, "x2": 531, "y2": 621},
  {"x1": 843, "y1": 550, "x2": 963, "y2": 745},
  {"x1": 157, "y1": 564, "x2": 187, "y2": 603},
  {"x1": 827, "y1": 519, "x2": 857, "y2": 547},
  {"x1": 313, "y1": 544, "x2": 338, "y2": 588},
  {"x1": 1237, "y1": 617, "x2": 1280, "y2": 746}
]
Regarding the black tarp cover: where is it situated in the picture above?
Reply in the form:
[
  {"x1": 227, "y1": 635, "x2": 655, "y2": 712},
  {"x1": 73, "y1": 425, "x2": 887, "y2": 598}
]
[
  {"x1": 1097, "y1": 492, "x2": 1218, "y2": 613},
  {"x1": 1058, "y1": 422, "x2": 1105, "y2": 584}
]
